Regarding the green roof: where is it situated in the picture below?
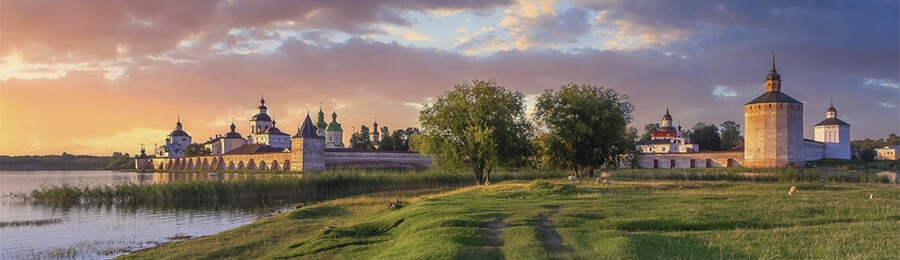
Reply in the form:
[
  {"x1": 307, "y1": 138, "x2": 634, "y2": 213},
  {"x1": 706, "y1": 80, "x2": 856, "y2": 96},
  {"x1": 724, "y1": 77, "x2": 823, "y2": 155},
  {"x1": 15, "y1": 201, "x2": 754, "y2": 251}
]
[
  {"x1": 745, "y1": 91, "x2": 802, "y2": 105},
  {"x1": 326, "y1": 111, "x2": 343, "y2": 132},
  {"x1": 315, "y1": 110, "x2": 327, "y2": 130}
]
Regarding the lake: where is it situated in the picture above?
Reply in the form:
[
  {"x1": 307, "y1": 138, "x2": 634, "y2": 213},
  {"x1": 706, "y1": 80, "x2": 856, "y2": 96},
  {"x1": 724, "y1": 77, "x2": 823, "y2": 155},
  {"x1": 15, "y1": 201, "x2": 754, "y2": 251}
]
[{"x1": 0, "y1": 171, "x2": 271, "y2": 259}]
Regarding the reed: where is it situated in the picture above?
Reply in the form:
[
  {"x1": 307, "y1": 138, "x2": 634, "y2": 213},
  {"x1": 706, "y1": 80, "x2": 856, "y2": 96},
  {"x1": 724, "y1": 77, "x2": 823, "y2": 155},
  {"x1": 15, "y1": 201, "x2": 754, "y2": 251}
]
[{"x1": 21, "y1": 169, "x2": 568, "y2": 207}]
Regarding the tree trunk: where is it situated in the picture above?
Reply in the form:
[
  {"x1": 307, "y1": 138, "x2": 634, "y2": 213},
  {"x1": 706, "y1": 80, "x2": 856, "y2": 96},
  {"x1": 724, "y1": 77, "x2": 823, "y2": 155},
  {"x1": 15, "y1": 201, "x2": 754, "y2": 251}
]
[{"x1": 473, "y1": 162, "x2": 485, "y2": 185}]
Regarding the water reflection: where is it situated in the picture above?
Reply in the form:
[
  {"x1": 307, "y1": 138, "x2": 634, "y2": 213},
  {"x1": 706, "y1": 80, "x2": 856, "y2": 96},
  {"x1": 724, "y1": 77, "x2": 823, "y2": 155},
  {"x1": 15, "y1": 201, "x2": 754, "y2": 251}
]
[{"x1": 0, "y1": 171, "x2": 276, "y2": 260}]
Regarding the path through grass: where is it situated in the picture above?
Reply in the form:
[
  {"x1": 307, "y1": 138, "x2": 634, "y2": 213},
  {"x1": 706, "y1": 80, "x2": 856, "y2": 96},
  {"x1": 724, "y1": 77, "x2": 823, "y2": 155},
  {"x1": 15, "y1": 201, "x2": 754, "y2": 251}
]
[{"x1": 120, "y1": 180, "x2": 900, "y2": 259}]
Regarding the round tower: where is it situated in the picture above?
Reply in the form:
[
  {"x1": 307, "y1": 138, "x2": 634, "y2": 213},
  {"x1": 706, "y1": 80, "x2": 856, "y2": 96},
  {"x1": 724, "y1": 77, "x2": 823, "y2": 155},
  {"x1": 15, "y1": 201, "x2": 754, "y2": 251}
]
[{"x1": 743, "y1": 53, "x2": 804, "y2": 168}]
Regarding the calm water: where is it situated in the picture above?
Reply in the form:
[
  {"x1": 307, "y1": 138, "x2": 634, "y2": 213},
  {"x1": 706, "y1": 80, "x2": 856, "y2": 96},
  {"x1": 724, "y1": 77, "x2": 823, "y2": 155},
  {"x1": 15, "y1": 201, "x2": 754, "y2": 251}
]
[{"x1": 0, "y1": 171, "x2": 265, "y2": 259}]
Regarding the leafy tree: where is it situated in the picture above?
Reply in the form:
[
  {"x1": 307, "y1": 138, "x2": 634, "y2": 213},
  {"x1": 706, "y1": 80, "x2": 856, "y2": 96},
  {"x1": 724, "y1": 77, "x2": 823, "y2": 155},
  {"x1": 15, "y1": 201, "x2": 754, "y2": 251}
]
[
  {"x1": 413, "y1": 79, "x2": 533, "y2": 185},
  {"x1": 184, "y1": 143, "x2": 211, "y2": 156},
  {"x1": 350, "y1": 125, "x2": 375, "y2": 150},
  {"x1": 533, "y1": 84, "x2": 634, "y2": 177},
  {"x1": 861, "y1": 148, "x2": 876, "y2": 162},
  {"x1": 689, "y1": 122, "x2": 721, "y2": 151},
  {"x1": 888, "y1": 133, "x2": 900, "y2": 146},
  {"x1": 377, "y1": 127, "x2": 420, "y2": 151},
  {"x1": 642, "y1": 123, "x2": 660, "y2": 141},
  {"x1": 377, "y1": 126, "x2": 393, "y2": 150},
  {"x1": 719, "y1": 120, "x2": 743, "y2": 150}
]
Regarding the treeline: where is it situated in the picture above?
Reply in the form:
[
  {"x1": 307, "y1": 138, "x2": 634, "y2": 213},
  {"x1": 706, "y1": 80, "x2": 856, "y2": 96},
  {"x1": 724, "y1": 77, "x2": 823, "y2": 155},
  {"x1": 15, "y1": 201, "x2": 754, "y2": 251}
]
[
  {"x1": 348, "y1": 126, "x2": 420, "y2": 151},
  {"x1": 0, "y1": 152, "x2": 135, "y2": 171},
  {"x1": 851, "y1": 133, "x2": 899, "y2": 161}
]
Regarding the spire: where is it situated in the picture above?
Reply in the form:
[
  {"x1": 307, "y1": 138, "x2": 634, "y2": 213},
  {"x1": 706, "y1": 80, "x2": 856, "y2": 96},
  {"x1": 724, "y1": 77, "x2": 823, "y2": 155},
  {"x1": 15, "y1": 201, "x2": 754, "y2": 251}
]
[
  {"x1": 771, "y1": 50, "x2": 776, "y2": 72},
  {"x1": 258, "y1": 95, "x2": 268, "y2": 112},
  {"x1": 765, "y1": 51, "x2": 782, "y2": 91},
  {"x1": 294, "y1": 113, "x2": 321, "y2": 138},
  {"x1": 176, "y1": 114, "x2": 183, "y2": 130}
]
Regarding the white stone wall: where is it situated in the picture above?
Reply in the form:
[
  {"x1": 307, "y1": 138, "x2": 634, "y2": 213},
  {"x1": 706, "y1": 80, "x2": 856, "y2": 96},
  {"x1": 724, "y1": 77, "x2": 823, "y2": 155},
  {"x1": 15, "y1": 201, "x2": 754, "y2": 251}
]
[
  {"x1": 819, "y1": 125, "x2": 850, "y2": 159},
  {"x1": 624, "y1": 152, "x2": 744, "y2": 169},
  {"x1": 804, "y1": 140, "x2": 825, "y2": 161},
  {"x1": 324, "y1": 151, "x2": 432, "y2": 168},
  {"x1": 325, "y1": 130, "x2": 344, "y2": 148}
]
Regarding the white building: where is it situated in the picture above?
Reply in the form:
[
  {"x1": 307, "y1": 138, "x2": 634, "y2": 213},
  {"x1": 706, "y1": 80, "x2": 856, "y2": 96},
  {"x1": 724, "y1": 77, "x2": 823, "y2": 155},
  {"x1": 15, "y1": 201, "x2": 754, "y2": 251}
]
[
  {"x1": 247, "y1": 98, "x2": 292, "y2": 149},
  {"x1": 637, "y1": 109, "x2": 699, "y2": 154},
  {"x1": 813, "y1": 103, "x2": 851, "y2": 159},
  {"x1": 157, "y1": 117, "x2": 192, "y2": 157},
  {"x1": 204, "y1": 121, "x2": 248, "y2": 155},
  {"x1": 876, "y1": 146, "x2": 900, "y2": 160},
  {"x1": 324, "y1": 110, "x2": 345, "y2": 148}
]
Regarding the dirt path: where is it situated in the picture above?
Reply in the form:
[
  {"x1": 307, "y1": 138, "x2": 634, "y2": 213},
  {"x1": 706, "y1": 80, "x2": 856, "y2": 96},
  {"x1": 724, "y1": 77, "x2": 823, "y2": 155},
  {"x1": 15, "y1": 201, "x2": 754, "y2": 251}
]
[{"x1": 533, "y1": 206, "x2": 577, "y2": 259}]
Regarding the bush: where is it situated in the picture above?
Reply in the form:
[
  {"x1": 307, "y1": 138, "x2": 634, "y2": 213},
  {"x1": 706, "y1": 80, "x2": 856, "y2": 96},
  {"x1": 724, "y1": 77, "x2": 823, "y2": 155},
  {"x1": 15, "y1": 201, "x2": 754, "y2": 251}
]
[{"x1": 861, "y1": 149, "x2": 876, "y2": 162}]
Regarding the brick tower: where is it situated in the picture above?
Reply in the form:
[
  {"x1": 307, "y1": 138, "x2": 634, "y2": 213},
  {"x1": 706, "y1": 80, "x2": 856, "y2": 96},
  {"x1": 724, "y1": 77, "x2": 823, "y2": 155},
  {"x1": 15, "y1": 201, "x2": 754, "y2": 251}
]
[{"x1": 743, "y1": 53, "x2": 805, "y2": 168}]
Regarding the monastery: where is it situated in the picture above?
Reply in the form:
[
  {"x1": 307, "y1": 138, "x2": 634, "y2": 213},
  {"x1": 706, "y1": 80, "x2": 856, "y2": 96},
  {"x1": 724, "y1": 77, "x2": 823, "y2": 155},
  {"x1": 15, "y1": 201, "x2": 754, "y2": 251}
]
[
  {"x1": 138, "y1": 55, "x2": 852, "y2": 171},
  {"x1": 134, "y1": 98, "x2": 430, "y2": 172},
  {"x1": 630, "y1": 55, "x2": 851, "y2": 169}
]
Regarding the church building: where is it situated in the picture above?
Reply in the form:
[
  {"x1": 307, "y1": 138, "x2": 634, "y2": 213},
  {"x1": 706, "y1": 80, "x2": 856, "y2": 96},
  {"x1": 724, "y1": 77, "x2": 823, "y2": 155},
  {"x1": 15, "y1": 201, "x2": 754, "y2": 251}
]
[
  {"x1": 637, "y1": 109, "x2": 699, "y2": 153},
  {"x1": 156, "y1": 116, "x2": 192, "y2": 157},
  {"x1": 247, "y1": 97, "x2": 291, "y2": 149}
]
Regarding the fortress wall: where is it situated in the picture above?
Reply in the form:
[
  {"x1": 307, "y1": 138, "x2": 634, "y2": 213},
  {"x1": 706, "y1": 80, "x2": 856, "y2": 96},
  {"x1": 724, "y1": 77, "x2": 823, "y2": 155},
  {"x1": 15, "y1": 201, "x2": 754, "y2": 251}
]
[
  {"x1": 804, "y1": 140, "x2": 825, "y2": 161},
  {"x1": 324, "y1": 151, "x2": 432, "y2": 169},
  {"x1": 144, "y1": 150, "x2": 432, "y2": 171},
  {"x1": 627, "y1": 151, "x2": 744, "y2": 169}
]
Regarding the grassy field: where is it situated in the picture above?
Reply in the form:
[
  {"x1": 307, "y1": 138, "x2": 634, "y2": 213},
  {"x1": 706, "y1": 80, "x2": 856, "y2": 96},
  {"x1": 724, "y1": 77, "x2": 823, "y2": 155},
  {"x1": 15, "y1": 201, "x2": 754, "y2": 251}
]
[{"x1": 120, "y1": 179, "x2": 900, "y2": 260}]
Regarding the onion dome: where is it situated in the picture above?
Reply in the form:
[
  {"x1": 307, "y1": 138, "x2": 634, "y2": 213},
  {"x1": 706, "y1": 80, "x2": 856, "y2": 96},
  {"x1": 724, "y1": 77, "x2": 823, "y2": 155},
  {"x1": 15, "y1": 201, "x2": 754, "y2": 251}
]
[
  {"x1": 326, "y1": 111, "x2": 343, "y2": 132},
  {"x1": 316, "y1": 109, "x2": 328, "y2": 130},
  {"x1": 662, "y1": 109, "x2": 672, "y2": 121},
  {"x1": 169, "y1": 116, "x2": 190, "y2": 137},
  {"x1": 224, "y1": 122, "x2": 243, "y2": 139},
  {"x1": 251, "y1": 97, "x2": 272, "y2": 121}
]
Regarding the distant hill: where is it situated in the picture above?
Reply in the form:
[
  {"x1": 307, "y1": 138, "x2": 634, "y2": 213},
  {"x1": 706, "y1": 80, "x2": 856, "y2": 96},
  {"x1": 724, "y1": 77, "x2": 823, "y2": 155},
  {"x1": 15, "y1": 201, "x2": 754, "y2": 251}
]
[{"x1": 0, "y1": 152, "x2": 134, "y2": 171}]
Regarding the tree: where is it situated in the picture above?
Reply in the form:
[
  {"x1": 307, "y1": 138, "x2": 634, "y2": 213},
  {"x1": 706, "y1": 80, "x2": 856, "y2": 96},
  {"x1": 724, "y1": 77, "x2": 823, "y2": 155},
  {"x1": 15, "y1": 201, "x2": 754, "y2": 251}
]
[
  {"x1": 533, "y1": 84, "x2": 634, "y2": 177},
  {"x1": 184, "y1": 143, "x2": 211, "y2": 156},
  {"x1": 642, "y1": 123, "x2": 660, "y2": 141},
  {"x1": 861, "y1": 148, "x2": 876, "y2": 162},
  {"x1": 413, "y1": 79, "x2": 533, "y2": 185},
  {"x1": 719, "y1": 120, "x2": 743, "y2": 150},
  {"x1": 350, "y1": 125, "x2": 374, "y2": 150},
  {"x1": 377, "y1": 127, "x2": 420, "y2": 151},
  {"x1": 379, "y1": 126, "x2": 396, "y2": 151},
  {"x1": 689, "y1": 122, "x2": 721, "y2": 151}
]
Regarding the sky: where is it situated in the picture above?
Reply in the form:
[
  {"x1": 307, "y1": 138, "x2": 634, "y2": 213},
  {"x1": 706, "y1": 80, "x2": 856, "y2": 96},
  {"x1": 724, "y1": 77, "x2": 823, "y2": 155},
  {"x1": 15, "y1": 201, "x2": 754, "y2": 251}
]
[{"x1": 1, "y1": 0, "x2": 898, "y2": 156}]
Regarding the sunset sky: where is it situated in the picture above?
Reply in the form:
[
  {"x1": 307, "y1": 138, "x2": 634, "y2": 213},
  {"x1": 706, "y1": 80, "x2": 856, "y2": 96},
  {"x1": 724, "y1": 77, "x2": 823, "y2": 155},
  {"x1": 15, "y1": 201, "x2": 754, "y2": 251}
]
[{"x1": 1, "y1": 0, "x2": 898, "y2": 156}]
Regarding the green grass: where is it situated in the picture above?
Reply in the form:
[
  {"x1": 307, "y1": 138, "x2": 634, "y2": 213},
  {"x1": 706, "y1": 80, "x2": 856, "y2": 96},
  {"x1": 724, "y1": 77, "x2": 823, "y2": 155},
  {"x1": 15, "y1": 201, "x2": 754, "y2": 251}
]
[{"x1": 119, "y1": 180, "x2": 900, "y2": 260}]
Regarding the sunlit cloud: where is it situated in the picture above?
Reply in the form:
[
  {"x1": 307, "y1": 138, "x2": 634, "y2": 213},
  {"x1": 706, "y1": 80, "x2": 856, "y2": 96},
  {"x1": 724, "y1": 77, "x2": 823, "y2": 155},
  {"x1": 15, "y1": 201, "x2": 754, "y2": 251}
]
[
  {"x1": 878, "y1": 102, "x2": 897, "y2": 109},
  {"x1": 403, "y1": 31, "x2": 432, "y2": 41},
  {"x1": 712, "y1": 86, "x2": 738, "y2": 97}
]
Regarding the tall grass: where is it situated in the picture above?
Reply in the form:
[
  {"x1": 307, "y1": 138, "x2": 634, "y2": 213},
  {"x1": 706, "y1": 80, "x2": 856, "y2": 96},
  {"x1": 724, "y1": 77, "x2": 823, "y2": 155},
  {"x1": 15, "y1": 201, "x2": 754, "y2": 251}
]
[
  {"x1": 16, "y1": 169, "x2": 568, "y2": 208},
  {"x1": 610, "y1": 168, "x2": 896, "y2": 183}
]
